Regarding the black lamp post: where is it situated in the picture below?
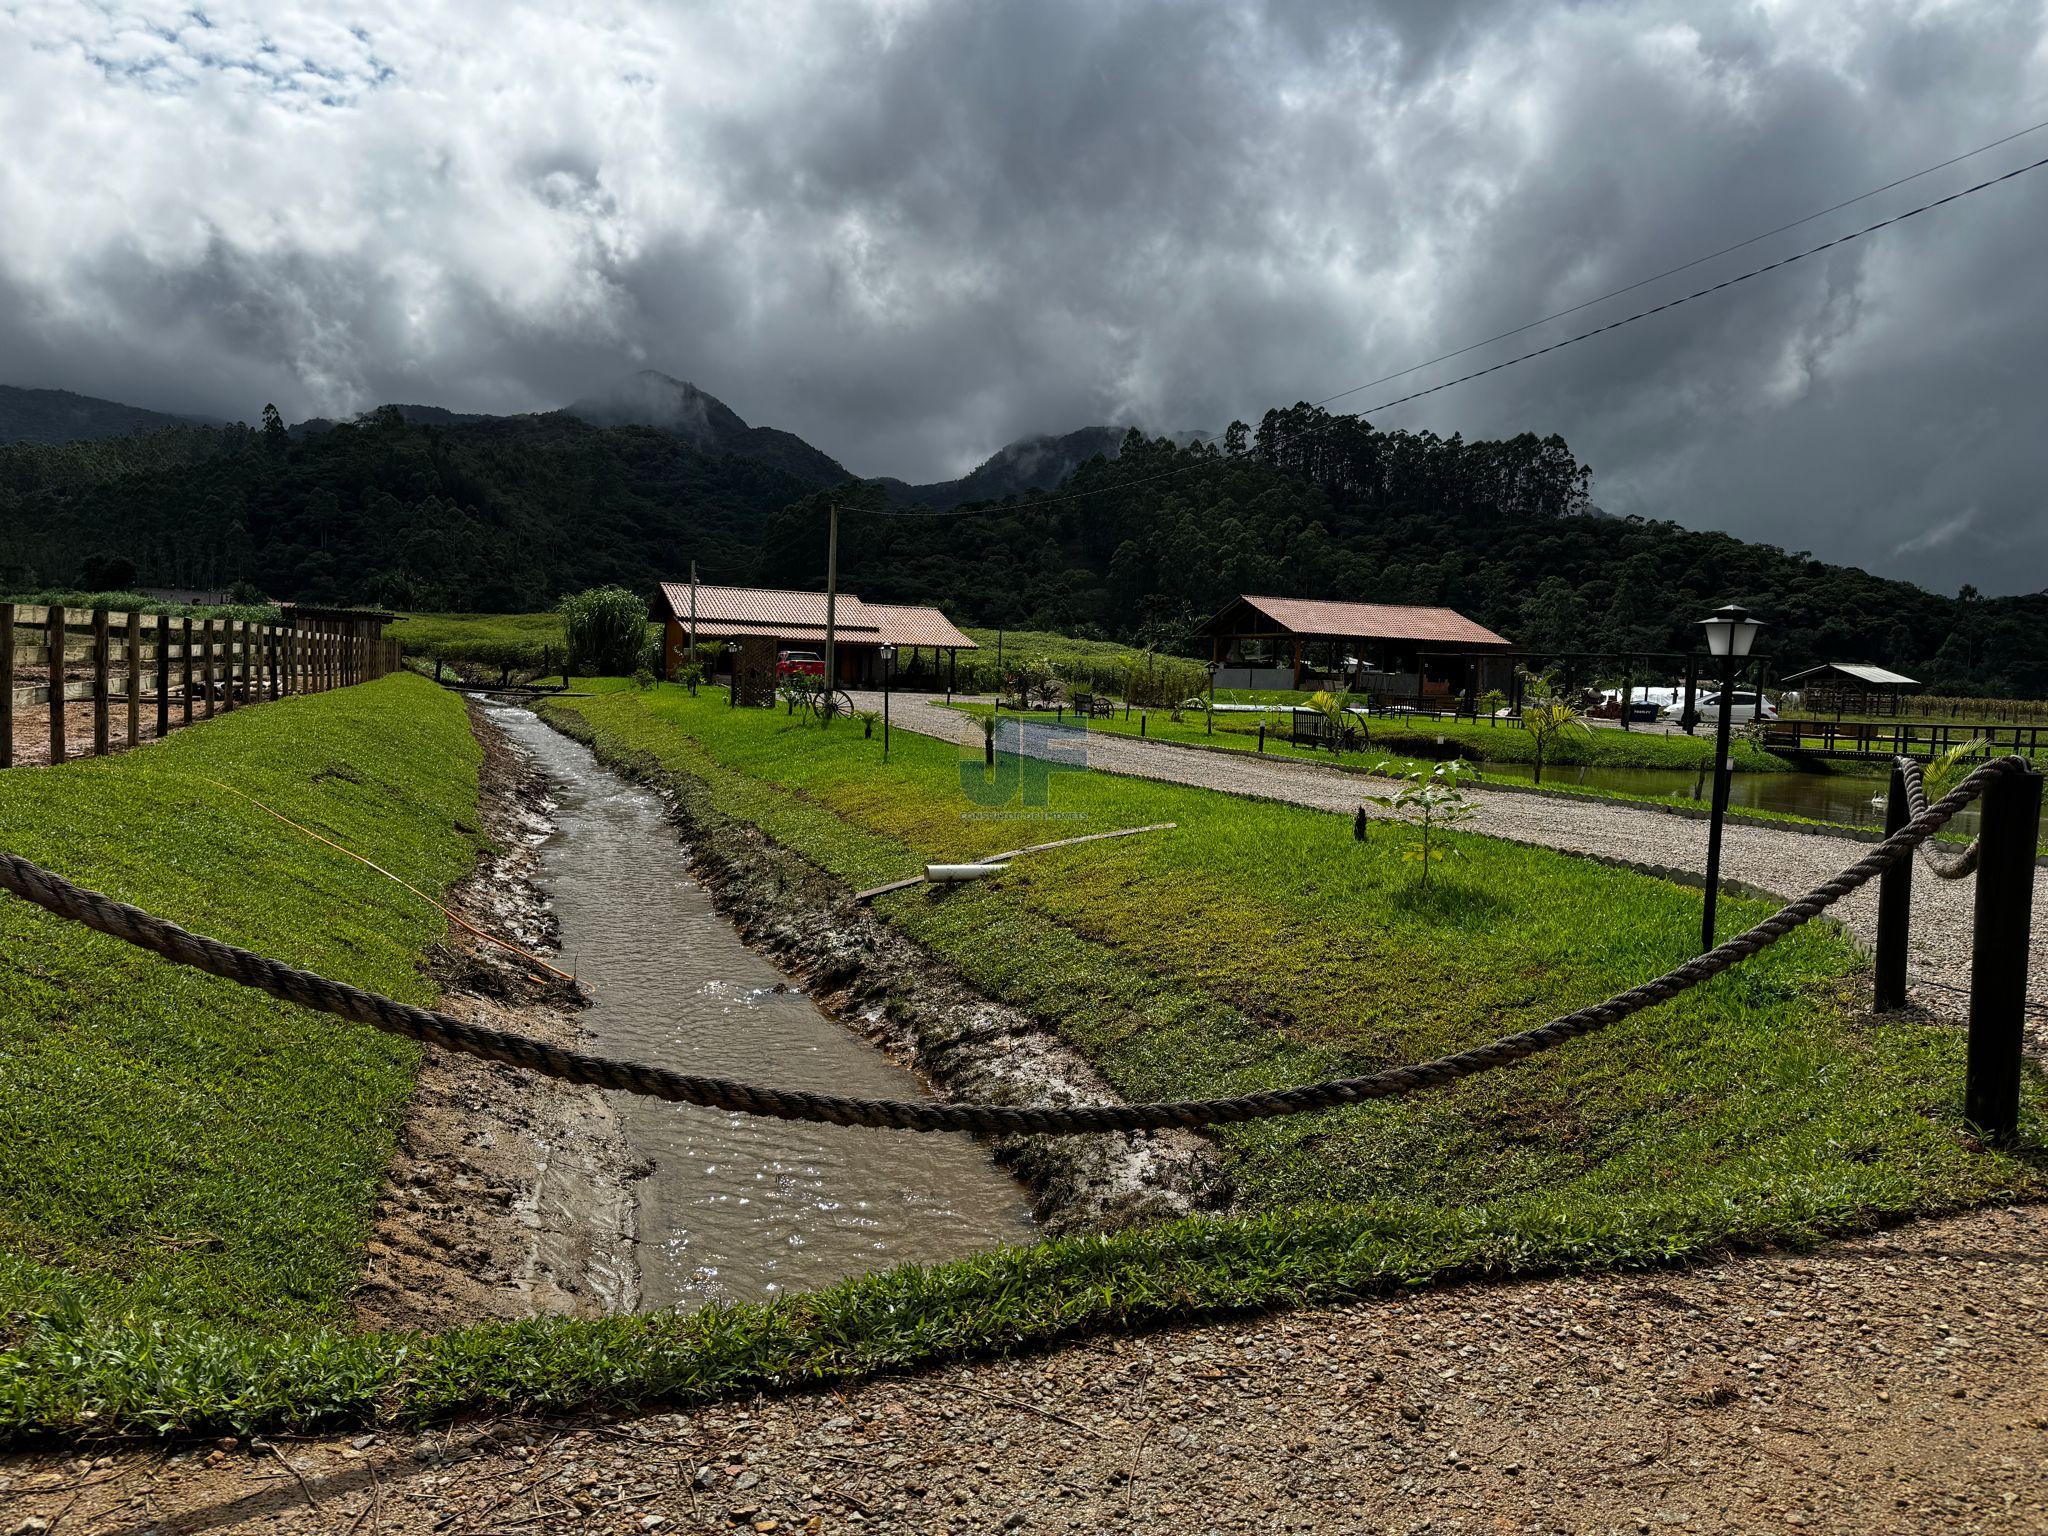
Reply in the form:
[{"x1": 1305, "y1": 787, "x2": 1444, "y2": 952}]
[
  {"x1": 879, "y1": 643, "x2": 895, "y2": 760},
  {"x1": 1206, "y1": 659, "x2": 1220, "y2": 735},
  {"x1": 1698, "y1": 603, "x2": 1764, "y2": 952}
]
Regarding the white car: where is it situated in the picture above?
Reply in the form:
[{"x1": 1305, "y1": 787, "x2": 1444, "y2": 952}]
[{"x1": 1664, "y1": 691, "x2": 1778, "y2": 725}]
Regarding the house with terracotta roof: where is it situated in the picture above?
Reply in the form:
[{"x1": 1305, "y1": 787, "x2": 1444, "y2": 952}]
[
  {"x1": 1193, "y1": 594, "x2": 1514, "y2": 701},
  {"x1": 653, "y1": 581, "x2": 976, "y2": 689}
]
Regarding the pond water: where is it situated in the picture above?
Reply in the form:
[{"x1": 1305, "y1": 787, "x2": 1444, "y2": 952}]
[{"x1": 487, "y1": 704, "x2": 1037, "y2": 1311}]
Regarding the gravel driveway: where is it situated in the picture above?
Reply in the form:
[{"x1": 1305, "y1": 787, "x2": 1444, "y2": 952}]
[
  {"x1": 865, "y1": 693, "x2": 2047, "y2": 1047},
  {"x1": 8, "y1": 1203, "x2": 2044, "y2": 1534}
]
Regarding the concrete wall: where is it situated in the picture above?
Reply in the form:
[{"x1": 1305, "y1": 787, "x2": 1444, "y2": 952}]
[{"x1": 1214, "y1": 665, "x2": 1297, "y2": 691}]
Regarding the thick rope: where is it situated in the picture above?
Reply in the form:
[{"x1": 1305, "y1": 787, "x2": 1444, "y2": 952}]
[
  {"x1": 1894, "y1": 755, "x2": 1983, "y2": 880},
  {"x1": 0, "y1": 757, "x2": 2024, "y2": 1135}
]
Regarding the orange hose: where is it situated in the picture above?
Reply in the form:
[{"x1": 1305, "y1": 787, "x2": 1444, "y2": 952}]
[{"x1": 202, "y1": 777, "x2": 576, "y2": 985}]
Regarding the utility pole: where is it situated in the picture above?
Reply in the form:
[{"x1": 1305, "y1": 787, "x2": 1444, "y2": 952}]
[
  {"x1": 688, "y1": 560, "x2": 699, "y2": 678},
  {"x1": 822, "y1": 502, "x2": 840, "y2": 724}
]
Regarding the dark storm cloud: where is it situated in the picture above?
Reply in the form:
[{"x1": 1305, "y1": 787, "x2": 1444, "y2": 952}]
[{"x1": 2, "y1": 0, "x2": 2044, "y2": 592}]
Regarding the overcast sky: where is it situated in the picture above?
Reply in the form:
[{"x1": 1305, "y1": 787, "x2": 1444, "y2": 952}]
[{"x1": 3, "y1": 1, "x2": 2046, "y2": 594}]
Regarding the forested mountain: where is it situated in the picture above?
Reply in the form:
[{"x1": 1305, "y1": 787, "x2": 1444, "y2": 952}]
[
  {"x1": 877, "y1": 426, "x2": 1130, "y2": 506},
  {"x1": 0, "y1": 385, "x2": 205, "y2": 445},
  {"x1": 564, "y1": 371, "x2": 853, "y2": 488},
  {"x1": 0, "y1": 391, "x2": 2040, "y2": 694},
  {"x1": 762, "y1": 407, "x2": 2048, "y2": 697},
  {"x1": 0, "y1": 406, "x2": 815, "y2": 610}
]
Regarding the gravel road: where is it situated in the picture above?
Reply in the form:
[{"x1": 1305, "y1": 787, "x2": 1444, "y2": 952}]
[
  {"x1": 8, "y1": 1203, "x2": 2044, "y2": 1534},
  {"x1": 866, "y1": 693, "x2": 2047, "y2": 1047}
]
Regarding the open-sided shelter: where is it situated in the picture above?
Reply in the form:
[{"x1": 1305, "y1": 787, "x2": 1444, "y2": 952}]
[
  {"x1": 653, "y1": 582, "x2": 976, "y2": 690},
  {"x1": 1194, "y1": 594, "x2": 1513, "y2": 702}
]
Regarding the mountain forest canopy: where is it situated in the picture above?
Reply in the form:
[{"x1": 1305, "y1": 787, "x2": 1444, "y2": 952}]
[{"x1": 0, "y1": 393, "x2": 2042, "y2": 696}]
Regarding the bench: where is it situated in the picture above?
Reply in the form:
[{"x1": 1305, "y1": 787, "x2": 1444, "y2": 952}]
[{"x1": 1070, "y1": 692, "x2": 1114, "y2": 719}]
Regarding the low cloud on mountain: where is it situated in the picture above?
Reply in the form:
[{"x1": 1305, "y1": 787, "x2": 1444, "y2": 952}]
[{"x1": 2, "y1": 1, "x2": 2045, "y2": 591}]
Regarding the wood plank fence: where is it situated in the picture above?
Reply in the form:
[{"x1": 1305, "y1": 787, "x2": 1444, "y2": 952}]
[{"x1": 0, "y1": 603, "x2": 398, "y2": 770}]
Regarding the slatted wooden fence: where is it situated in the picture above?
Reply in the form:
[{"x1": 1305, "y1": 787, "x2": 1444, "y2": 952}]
[{"x1": 0, "y1": 603, "x2": 399, "y2": 769}]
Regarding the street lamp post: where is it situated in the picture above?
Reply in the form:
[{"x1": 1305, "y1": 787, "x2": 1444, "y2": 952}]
[
  {"x1": 879, "y1": 643, "x2": 895, "y2": 761},
  {"x1": 1698, "y1": 603, "x2": 1764, "y2": 953},
  {"x1": 1206, "y1": 660, "x2": 1220, "y2": 735}
]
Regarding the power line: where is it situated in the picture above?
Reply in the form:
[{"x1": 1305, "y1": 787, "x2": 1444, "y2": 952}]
[
  {"x1": 1313, "y1": 113, "x2": 2048, "y2": 409},
  {"x1": 1347, "y1": 149, "x2": 2048, "y2": 419},
  {"x1": 857, "y1": 141, "x2": 2048, "y2": 520}
]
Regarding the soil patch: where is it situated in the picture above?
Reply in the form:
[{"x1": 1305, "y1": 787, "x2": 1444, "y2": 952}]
[{"x1": 352, "y1": 702, "x2": 641, "y2": 1330}]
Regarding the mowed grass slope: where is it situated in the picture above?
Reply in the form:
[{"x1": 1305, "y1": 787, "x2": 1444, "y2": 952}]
[
  {"x1": 0, "y1": 673, "x2": 485, "y2": 1330},
  {"x1": 550, "y1": 681, "x2": 2036, "y2": 1227}
]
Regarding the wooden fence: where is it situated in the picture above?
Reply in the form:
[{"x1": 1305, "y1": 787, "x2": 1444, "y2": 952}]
[{"x1": 0, "y1": 603, "x2": 398, "y2": 770}]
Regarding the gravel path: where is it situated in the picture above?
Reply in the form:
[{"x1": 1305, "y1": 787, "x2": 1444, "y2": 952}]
[
  {"x1": 8, "y1": 1203, "x2": 2045, "y2": 1534},
  {"x1": 868, "y1": 693, "x2": 2048, "y2": 1046}
]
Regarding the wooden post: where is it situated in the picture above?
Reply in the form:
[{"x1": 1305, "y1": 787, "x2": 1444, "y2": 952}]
[
  {"x1": 1874, "y1": 761, "x2": 1912, "y2": 1011},
  {"x1": 47, "y1": 605, "x2": 65, "y2": 764},
  {"x1": 823, "y1": 504, "x2": 840, "y2": 724},
  {"x1": 222, "y1": 619, "x2": 238, "y2": 712},
  {"x1": 156, "y1": 619, "x2": 171, "y2": 739},
  {"x1": 125, "y1": 610, "x2": 142, "y2": 747},
  {"x1": 0, "y1": 602, "x2": 12, "y2": 770},
  {"x1": 268, "y1": 624, "x2": 280, "y2": 700},
  {"x1": 1965, "y1": 762, "x2": 2043, "y2": 1144},
  {"x1": 92, "y1": 606, "x2": 110, "y2": 756},
  {"x1": 202, "y1": 618, "x2": 217, "y2": 717},
  {"x1": 281, "y1": 614, "x2": 295, "y2": 695},
  {"x1": 181, "y1": 617, "x2": 194, "y2": 724}
]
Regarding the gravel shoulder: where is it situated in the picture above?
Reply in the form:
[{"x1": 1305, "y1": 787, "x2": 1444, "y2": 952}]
[
  {"x1": 7, "y1": 1203, "x2": 2044, "y2": 1534},
  {"x1": 869, "y1": 693, "x2": 2048, "y2": 1053}
]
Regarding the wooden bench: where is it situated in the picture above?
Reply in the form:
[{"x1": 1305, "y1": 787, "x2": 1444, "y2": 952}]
[{"x1": 1071, "y1": 692, "x2": 1114, "y2": 719}]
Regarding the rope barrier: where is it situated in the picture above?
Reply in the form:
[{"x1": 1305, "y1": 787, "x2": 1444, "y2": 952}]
[
  {"x1": 1894, "y1": 754, "x2": 1984, "y2": 880},
  {"x1": 0, "y1": 756, "x2": 2025, "y2": 1136}
]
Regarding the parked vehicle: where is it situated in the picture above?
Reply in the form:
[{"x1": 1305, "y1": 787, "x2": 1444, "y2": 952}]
[
  {"x1": 777, "y1": 649, "x2": 826, "y2": 680},
  {"x1": 1664, "y1": 690, "x2": 1778, "y2": 724}
]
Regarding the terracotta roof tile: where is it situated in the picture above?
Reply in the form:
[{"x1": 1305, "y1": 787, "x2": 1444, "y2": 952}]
[{"x1": 1213, "y1": 595, "x2": 1511, "y2": 647}]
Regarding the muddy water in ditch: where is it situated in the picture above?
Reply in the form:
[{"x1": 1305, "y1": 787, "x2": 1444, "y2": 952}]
[{"x1": 488, "y1": 705, "x2": 1036, "y2": 1310}]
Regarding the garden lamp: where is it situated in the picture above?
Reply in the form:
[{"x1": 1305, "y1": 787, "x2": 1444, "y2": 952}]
[
  {"x1": 1697, "y1": 603, "x2": 1765, "y2": 953},
  {"x1": 879, "y1": 643, "x2": 896, "y2": 760}
]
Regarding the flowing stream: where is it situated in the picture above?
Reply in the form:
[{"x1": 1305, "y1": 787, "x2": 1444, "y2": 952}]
[{"x1": 488, "y1": 704, "x2": 1037, "y2": 1310}]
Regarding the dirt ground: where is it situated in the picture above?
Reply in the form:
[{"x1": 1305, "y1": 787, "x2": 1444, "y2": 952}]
[
  {"x1": 5, "y1": 697, "x2": 170, "y2": 767},
  {"x1": 353, "y1": 705, "x2": 642, "y2": 1330},
  {"x1": 2, "y1": 1203, "x2": 2043, "y2": 1534}
]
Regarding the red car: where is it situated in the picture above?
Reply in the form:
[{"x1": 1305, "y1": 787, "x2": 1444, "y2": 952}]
[{"x1": 776, "y1": 649, "x2": 826, "y2": 680}]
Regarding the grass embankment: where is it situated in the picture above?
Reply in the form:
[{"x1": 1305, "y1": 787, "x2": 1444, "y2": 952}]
[
  {"x1": 8, "y1": 677, "x2": 2035, "y2": 1438},
  {"x1": 0, "y1": 675, "x2": 490, "y2": 1422}
]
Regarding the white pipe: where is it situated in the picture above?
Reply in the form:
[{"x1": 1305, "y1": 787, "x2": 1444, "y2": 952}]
[{"x1": 923, "y1": 863, "x2": 1008, "y2": 884}]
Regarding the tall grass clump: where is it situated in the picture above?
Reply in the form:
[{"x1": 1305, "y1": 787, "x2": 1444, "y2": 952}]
[{"x1": 559, "y1": 586, "x2": 648, "y2": 677}]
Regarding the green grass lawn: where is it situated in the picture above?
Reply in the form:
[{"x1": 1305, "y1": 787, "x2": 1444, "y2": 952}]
[
  {"x1": 960, "y1": 700, "x2": 1792, "y2": 775},
  {"x1": 0, "y1": 674, "x2": 486, "y2": 1336},
  {"x1": 959, "y1": 628, "x2": 1145, "y2": 669},
  {"x1": 4, "y1": 674, "x2": 2035, "y2": 1438},
  {"x1": 550, "y1": 680, "x2": 2024, "y2": 1216},
  {"x1": 389, "y1": 610, "x2": 567, "y2": 653}
]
